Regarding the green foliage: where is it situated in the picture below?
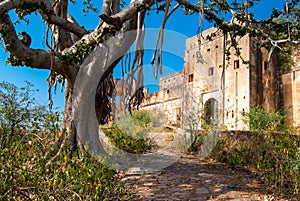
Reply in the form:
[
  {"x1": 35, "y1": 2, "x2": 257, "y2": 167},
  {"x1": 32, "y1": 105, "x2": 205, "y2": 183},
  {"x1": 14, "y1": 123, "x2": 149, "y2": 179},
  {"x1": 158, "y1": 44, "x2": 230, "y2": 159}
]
[
  {"x1": 115, "y1": 110, "x2": 150, "y2": 139},
  {"x1": 101, "y1": 110, "x2": 161, "y2": 154},
  {"x1": 82, "y1": 0, "x2": 98, "y2": 15},
  {"x1": 6, "y1": 54, "x2": 25, "y2": 66},
  {"x1": 116, "y1": 110, "x2": 164, "y2": 137},
  {"x1": 208, "y1": 131, "x2": 300, "y2": 200},
  {"x1": 102, "y1": 123, "x2": 156, "y2": 154},
  {"x1": 0, "y1": 81, "x2": 54, "y2": 148},
  {"x1": 242, "y1": 106, "x2": 286, "y2": 132},
  {"x1": 0, "y1": 82, "x2": 130, "y2": 200},
  {"x1": 275, "y1": 45, "x2": 296, "y2": 73},
  {"x1": 60, "y1": 41, "x2": 94, "y2": 65}
]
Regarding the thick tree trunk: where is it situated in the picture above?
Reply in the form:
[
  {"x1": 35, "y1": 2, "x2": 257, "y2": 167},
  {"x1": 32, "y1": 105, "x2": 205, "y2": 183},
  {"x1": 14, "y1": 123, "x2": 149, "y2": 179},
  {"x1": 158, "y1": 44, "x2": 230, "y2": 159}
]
[
  {"x1": 63, "y1": 80, "x2": 78, "y2": 157},
  {"x1": 61, "y1": 72, "x2": 115, "y2": 157},
  {"x1": 45, "y1": 78, "x2": 78, "y2": 160},
  {"x1": 57, "y1": 13, "x2": 139, "y2": 159}
]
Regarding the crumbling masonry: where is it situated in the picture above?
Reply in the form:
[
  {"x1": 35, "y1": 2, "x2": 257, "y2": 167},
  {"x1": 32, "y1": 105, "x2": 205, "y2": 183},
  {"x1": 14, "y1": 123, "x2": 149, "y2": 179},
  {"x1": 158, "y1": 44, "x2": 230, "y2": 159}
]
[{"x1": 135, "y1": 27, "x2": 299, "y2": 130}]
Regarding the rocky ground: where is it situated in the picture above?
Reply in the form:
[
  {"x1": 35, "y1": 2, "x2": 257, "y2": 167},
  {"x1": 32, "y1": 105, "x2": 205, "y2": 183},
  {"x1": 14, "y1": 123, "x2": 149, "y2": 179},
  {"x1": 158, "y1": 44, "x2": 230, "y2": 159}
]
[
  {"x1": 120, "y1": 132, "x2": 287, "y2": 201},
  {"x1": 121, "y1": 154, "x2": 286, "y2": 201}
]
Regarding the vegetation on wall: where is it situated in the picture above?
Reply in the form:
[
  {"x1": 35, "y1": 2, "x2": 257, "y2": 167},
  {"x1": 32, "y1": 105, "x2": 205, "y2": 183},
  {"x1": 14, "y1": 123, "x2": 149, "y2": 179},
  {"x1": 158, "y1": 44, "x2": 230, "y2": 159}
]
[{"x1": 275, "y1": 45, "x2": 296, "y2": 73}]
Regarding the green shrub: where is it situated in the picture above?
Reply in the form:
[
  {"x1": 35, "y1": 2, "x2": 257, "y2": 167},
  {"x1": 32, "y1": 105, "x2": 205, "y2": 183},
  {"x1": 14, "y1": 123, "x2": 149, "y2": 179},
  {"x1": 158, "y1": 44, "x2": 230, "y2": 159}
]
[
  {"x1": 0, "y1": 81, "x2": 130, "y2": 200},
  {"x1": 208, "y1": 131, "x2": 300, "y2": 200},
  {"x1": 115, "y1": 110, "x2": 165, "y2": 138},
  {"x1": 101, "y1": 123, "x2": 156, "y2": 154},
  {"x1": 115, "y1": 110, "x2": 150, "y2": 139},
  {"x1": 242, "y1": 106, "x2": 286, "y2": 132}
]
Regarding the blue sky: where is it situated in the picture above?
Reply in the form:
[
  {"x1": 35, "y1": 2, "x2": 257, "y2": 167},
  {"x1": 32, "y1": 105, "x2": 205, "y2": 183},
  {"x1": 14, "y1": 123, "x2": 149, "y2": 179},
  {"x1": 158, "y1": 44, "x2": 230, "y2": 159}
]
[{"x1": 0, "y1": 0, "x2": 284, "y2": 111}]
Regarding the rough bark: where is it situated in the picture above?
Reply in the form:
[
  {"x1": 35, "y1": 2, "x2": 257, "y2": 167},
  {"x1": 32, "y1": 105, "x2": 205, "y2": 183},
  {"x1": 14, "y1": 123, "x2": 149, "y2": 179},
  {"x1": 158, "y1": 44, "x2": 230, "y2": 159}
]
[
  {"x1": 63, "y1": 80, "x2": 78, "y2": 157},
  {"x1": 60, "y1": 10, "x2": 140, "y2": 158}
]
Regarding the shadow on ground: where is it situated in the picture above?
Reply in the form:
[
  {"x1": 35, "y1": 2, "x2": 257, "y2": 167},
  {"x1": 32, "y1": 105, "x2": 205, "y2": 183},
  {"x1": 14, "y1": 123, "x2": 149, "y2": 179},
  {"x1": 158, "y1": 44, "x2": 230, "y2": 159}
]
[{"x1": 121, "y1": 154, "x2": 286, "y2": 201}]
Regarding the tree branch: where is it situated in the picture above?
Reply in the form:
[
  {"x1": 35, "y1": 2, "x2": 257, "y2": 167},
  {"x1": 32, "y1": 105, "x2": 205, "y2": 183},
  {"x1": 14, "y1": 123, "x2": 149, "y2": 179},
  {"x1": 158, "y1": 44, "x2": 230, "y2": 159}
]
[
  {"x1": 41, "y1": 12, "x2": 88, "y2": 37},
  {"x1": 0, "y1": 0, "x2": 88, "y2": 37},
  {"x1": 63, "y1": 0, "x2": 153, "y2": 54},
  {"x1": 0, "y1": 13, "x2": 62, "y2": 72},
  {"x1": 110, "y1": 0, "x2": 153, "y2": 24},
  {"x1": 101, "y1": 0, "x2": 113, "y2": 16}
]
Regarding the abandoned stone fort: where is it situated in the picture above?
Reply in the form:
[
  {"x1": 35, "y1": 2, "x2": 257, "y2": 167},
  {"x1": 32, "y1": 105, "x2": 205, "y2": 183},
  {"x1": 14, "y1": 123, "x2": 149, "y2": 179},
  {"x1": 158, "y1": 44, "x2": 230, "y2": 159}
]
[{"x1": 116, "y1": 26, "x2": 300, "y2": 130}]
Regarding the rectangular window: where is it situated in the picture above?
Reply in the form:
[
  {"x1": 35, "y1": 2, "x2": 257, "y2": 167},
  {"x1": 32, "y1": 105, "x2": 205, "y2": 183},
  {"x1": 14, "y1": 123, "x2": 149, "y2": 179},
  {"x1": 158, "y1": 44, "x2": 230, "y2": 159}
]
[
  {"x1": 235, "y1": 72, "x2": 238, "y2": 97},
  {"x1": 234, "y1": 59, "x2": 239, "y2": 69},
  {"x1": 208, "y1": 67, "x2": 214, "y2": 76},
  {"x1": 293, "y1": 71, "x2": 296, "y2": 81},
  {"x1": 188, "y1": 74, "x2": 194, "y2": 82}
]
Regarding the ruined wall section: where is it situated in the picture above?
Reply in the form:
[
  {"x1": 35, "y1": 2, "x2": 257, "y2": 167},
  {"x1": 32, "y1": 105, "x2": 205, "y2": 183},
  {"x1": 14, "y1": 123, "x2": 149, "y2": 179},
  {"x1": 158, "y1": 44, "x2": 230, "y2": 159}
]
[
  {"x1": 249, "y1": 38, "x2": 281, "y2": 113},
  {"x1": 139, "y1": 27, "x2": 299, "y2": 129},
  {"x1": 282, "y1": 47, "x2": 300, "y2": 127},
  {"x1": 249, "y1": 38, "x2": 263, "y2": 107},
  {"x1": 260, "y1": 46, "x2": 279, "y2": 112},
  {"x1": 159, "y1": 71, "x2": 184, "y2": 102},
  {"x1": 185, "y1": 28, "x2": 255, "y2": 130},
  {"x1": 140, "y1": 71, "x2": 184, "y2": 125}
]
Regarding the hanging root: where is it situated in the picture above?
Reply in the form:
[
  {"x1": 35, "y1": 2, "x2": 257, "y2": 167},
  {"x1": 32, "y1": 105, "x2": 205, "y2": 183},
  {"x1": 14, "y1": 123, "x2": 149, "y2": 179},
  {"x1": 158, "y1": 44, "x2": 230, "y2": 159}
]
[
  {"x1": 151, "y1": 0, "x2": 179, "y2": 79},
  {"x1": 95, "y1": 73, "x2": 115, "y2": 124},
  {"x1": 119, "y1": 11, "x2": 146, "y2": 113}
]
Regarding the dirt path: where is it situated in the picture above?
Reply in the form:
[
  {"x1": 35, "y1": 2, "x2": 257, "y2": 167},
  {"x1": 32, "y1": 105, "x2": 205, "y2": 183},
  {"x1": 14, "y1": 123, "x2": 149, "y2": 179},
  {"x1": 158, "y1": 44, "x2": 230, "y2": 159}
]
[
  {"x1": 120, "y1": 132, "x2": 286, "y2": 201},
  {"x1": 121, "y1": 154, "x2": 286, "y2": 201}
]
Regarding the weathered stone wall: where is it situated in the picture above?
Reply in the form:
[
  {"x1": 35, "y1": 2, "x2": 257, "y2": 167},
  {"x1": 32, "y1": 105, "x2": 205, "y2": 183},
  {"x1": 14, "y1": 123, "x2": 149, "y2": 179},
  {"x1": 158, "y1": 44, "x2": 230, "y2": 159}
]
[
  {"x1": 184, "y1": 28, "x2": 253, "y2": 130},
  {"x1": 282, "y1": 66, "x2": 300, "y2": 127},
  {"x1": 223, "y1": 35, "x2": 251, "y2": 130},
  {"x1": 137, "y1": 27, "x2": 299, "y2": 129},
  {"x1": 140, "y1": 71, "x2": 184, "y2": 125},
  {"x1": 184, "y1": 28, "x2": 224, "y2": 129}
]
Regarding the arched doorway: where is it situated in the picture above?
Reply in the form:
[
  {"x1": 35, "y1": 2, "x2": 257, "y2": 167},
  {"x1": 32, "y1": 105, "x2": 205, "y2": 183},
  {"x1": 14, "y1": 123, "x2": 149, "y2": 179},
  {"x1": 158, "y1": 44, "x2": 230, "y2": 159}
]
[{"x1": 203, "y1": 98, "x2": 218, "y2": 126}]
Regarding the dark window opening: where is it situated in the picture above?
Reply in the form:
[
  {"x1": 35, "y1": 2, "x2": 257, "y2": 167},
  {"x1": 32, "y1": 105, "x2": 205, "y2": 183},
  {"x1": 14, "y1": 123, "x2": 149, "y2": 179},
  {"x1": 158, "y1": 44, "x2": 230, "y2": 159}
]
[
  {"x1": 188, "y1": 74, "x2": 194, "y2": 82},
  {"x1": 203, "y1": 98, "x2": 218, "y2": 126},
  {"x1": 293, "y1": 71, "x2": 296, "y2": 81},
  {"x1": 234, "y1": 59, "x2": 239, "y2": 69},
  {"x1": 208, "y1": 67, "x2": 214, "y2": 76},
  {"x1": 167, "y1": 89, "x2": 170, "y2": 94}
]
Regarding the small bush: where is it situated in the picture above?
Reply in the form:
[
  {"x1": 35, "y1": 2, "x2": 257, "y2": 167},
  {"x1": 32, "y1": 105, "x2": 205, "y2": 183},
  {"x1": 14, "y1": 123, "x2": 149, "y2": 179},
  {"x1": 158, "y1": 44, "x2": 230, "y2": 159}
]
[
  {"x1": 115, "y1": 110, "x2": 165, "y2": 137},
  {"x1": 242, "y1": 106, "x2": 287, "y2": 132},
  {"x1": 102, "y1": 123, "x2": 156, "y2": 154},
  {"x1": 0, "y1": 82, "x2": 130, "y2": 200},
  {"x1": 208, "y1": 131, "x2": 300, "y2": 200}
]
